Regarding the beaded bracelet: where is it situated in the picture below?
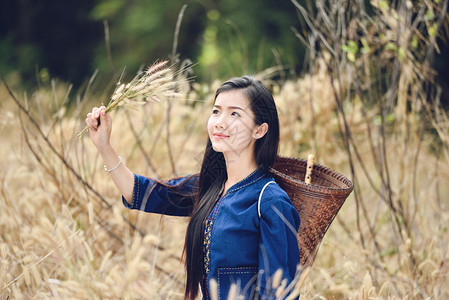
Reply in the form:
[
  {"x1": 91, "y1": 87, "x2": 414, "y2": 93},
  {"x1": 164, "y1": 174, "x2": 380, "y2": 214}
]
[{"x1": 104, "y1": 156, "x2": 122, "y2": 172}]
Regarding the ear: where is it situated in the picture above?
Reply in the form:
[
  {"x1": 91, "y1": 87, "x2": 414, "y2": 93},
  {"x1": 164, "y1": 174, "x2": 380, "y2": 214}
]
[{"x1": 253, "y1": 123, "x2": 269, "y2": 140}]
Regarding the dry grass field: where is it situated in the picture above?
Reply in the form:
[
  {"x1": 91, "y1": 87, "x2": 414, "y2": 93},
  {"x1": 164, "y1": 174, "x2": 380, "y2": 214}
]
[
  {"x1": 1, "y1": 0, "x2": 449, "y2": 298},
  {"x1": 1, "y1": 55, "x2": 448, "y2": 299}
]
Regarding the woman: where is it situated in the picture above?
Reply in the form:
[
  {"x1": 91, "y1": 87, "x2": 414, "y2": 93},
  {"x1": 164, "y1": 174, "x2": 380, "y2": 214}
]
[{"x1": 86, "y1": 76, "x2": 301, "y2": 299}]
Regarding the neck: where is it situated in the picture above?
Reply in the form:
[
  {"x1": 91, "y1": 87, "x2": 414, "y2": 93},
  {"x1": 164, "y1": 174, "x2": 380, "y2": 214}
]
[{"x1": 223, "y1": 149, "x2": 258, "y2": 188}]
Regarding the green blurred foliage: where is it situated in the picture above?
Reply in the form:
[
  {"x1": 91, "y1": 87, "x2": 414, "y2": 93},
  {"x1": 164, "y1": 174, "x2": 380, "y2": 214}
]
[
  {"x1": 1, "y1": 0, "x2": 446, "y2": 98},
  {"x1": 193, "y1": 0, "x2": 305, "y2": 80},
  {"x1": 0, "y1": 0, "x2": 304, "y2": 88},
  {"x1": 89, "y1": 0, "x2": 206, "y2": 78},
  {"x1": 0, "y1": 0, "x2": 101, "y2": 87},
  {"x1": 89, "y1": 0, "x2": 304, "y2": 82}
]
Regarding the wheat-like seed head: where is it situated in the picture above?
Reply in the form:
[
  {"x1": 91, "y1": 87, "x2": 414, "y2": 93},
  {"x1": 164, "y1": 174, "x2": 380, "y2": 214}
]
[
  {"x1": 209, "y1": 279, "x2": 218, "y2": 300},
  {"x1": 77, "y1": 60, "x2": 183, "y2": 138},
  {"x1": 272, "y1": 268, "x2": 283, "y2": 289},
  {"x1": 105, "y1": 60, "x2": 179, "y2": 112}
]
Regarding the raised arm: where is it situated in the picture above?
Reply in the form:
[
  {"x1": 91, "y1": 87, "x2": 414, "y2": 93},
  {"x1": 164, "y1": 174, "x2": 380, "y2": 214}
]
[{"x1": 85, "y1": 106, "x2": 134, "y2": 203}]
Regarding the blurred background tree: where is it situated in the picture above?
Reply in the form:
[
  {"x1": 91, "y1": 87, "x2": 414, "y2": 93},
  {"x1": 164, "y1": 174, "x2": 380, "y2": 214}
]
[
  {"x1": 0, "y1": 0, "x2": 101, "y2": 87},
  {"x1": 0, "y1": 0, "x2": 447, "y2": 103},
  {"x1": 0, "y1": 0, "x2": 304, "y2": 88}
]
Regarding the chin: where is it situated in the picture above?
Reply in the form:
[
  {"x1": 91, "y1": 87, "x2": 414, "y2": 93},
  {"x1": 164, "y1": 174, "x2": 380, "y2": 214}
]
[
  {"x1": 211, "y1": 141, "x2": 235, "y2": 153},
  {"x1": 211, "y1": 143, "x2": 225, "y2": 153}
]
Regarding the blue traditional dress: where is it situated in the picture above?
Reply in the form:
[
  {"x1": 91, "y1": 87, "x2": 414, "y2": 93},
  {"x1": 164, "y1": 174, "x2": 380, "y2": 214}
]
[{"x1": 123, "y1": 168, "x2": 301, "y2": 299}]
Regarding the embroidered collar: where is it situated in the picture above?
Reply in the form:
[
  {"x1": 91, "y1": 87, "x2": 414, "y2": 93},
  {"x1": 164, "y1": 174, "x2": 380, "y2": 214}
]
[{"x1": 223, "y1": 167, "x2": 265, "y2": 196}]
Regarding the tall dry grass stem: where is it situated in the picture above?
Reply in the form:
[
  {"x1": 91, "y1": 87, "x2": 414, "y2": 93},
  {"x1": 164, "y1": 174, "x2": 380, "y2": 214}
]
[{"x1": 291, "y1": 0, "x2": 449, "y2": 296}]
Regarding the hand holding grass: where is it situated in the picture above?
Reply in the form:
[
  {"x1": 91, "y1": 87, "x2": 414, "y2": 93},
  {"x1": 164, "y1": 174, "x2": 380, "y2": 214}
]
[
  {"x1": 85, "y1": 103, "x2": 134, "y2": 200},
  {"x1": 78, "y1": 60, "x2": 181, "y2": 139},
  {"x1": 85, "y1": 105, "x2": 112, "y2": 151},
  {"x1": 82, "y1": 60, "x2": 186, "y2": 200}
]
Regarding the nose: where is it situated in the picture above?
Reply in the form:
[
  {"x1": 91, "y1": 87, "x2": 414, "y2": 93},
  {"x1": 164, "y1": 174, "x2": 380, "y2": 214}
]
[{"x1": 214, "y1": 114, "x2": 228, "y2": 130}]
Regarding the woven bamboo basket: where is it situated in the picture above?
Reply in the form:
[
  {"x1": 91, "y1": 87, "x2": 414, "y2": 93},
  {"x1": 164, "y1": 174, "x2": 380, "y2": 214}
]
[{"x1": 270, "y1": 156, "x2": 354, "y2": 268}]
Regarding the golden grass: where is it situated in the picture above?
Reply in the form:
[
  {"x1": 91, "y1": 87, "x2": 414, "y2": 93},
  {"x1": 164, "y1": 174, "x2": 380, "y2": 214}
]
[{"x1": 1, "y1": 62, "x2": 448, "y2": 299}]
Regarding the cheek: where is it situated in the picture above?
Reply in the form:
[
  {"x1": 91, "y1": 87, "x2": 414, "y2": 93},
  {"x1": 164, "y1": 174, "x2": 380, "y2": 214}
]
[
  {"x1": 207, "y1": 116, "x2": 214, "y2": 136},
  {"x1": 231, "y1": 119, "x2": 254, "y2": 136}
]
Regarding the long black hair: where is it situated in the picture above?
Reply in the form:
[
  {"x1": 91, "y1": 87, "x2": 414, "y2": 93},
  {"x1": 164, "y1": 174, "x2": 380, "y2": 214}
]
[{"x1": 184, "y1": 76, "x2": 280, "y2": 299}]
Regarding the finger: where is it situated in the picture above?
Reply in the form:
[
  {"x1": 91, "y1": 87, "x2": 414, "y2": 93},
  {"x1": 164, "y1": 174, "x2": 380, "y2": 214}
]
[
  {"x1": 85, "y1": 118, "x2": 94, "y2": 129},
  {"x1": 87, "y1": 112, "x2": 97, "y2": 120},
  {"x1": 86, "y1": 115, "x2": 99, "y2": 130},
  {"x1": 99, "y1": 109, "x2": 109, "y2": 127},
  {"x1": 86, "y1": 112, "x2": 98, "y2": 127},
  {"x1": 92, "y1": 107, "x2": 100, "y2": 118},
  {"x1": 86, "y1": 117, "x2": 94, "y2": 129}
]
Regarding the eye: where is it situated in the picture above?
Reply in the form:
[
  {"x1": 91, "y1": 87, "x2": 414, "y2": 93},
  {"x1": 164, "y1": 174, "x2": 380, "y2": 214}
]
[
  {"x1": 231, "y1": 111, "x2": 241, "y2": 117},
  {"x1": 212, "y1": 109, "x2": 219, "y2": 115}
]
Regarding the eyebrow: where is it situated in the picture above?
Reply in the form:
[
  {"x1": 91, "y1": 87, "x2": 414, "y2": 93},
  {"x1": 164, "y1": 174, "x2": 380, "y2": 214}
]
[{"x1": 213, "y1": 105, "x2": 244, "y2": 111}]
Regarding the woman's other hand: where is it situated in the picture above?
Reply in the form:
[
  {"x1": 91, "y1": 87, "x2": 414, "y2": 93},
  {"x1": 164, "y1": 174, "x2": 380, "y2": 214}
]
[{"x1": 85, "y1": 106, "x2": 112, "y2": 152}]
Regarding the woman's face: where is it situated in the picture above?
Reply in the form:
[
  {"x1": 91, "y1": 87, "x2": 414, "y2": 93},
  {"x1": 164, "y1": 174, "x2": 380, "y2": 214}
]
[{"x1": 207, "y1": 90, "x2": 259, "y2": 156}]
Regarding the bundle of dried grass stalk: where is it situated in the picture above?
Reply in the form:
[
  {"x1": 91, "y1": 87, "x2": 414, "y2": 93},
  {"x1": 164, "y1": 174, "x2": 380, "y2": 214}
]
[{"x1": 77, "y1": 60, "x2": 182, "y2": 138}]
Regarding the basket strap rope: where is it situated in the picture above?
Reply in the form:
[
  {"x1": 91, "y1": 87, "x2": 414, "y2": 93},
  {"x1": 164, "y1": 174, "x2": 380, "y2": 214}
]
[{"x1": 258, "y1": 181, "x2": 276, "y2": 218}]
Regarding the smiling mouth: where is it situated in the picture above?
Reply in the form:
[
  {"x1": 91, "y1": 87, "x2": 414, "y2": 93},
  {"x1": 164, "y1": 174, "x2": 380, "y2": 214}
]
[{"x1": 213, "y1": 133, "x2": 229, "y2": 140}]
